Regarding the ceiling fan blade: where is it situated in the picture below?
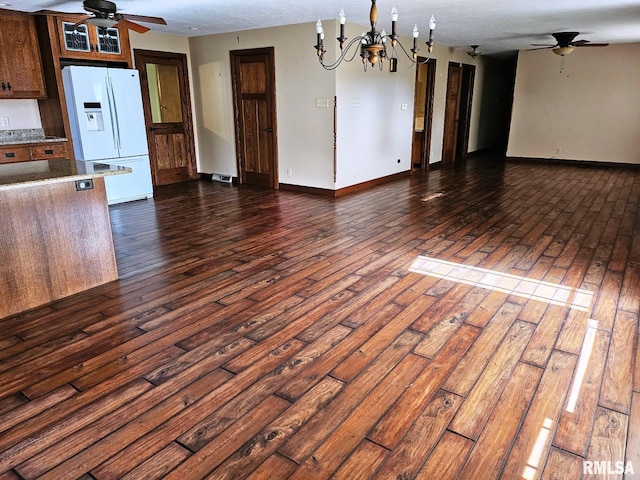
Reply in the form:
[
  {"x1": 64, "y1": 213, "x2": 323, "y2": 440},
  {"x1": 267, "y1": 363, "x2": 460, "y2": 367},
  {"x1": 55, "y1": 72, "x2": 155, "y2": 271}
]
[
  {"x1": 119, "y1": 13, "x2": 167, "y2": 25},
  {"x1": 577, "y1": 43, "x2": 609, "y2": 47},
  {"x1": 530, "y1": 43, "x2": 556, "y2": 47},
  {"x1": 571, "y1": 39, "x2": 591, "y2": 46},
  {"x1": 114, "y1": 18, "x2": 150, "y2": 34}
]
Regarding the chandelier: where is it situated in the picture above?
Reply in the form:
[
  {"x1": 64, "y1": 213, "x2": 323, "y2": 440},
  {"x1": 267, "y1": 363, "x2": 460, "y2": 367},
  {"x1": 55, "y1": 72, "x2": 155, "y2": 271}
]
[{"x1": 314, "y1": 0, "x2": 436, "y2": 71}]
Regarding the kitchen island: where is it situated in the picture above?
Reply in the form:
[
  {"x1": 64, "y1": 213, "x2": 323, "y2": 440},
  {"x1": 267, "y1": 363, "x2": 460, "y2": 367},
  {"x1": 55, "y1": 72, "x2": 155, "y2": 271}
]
[{"x1": 0, "y1": 158, "x2": 131, "y2": 319}]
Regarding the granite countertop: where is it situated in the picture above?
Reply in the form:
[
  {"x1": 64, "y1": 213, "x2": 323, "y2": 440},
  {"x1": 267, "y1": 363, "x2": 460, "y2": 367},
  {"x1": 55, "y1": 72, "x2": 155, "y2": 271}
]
[
  {"x1": 0, "y1": 158, "x2": 131, "y2": 191},
  {"x1": 0, "y1": 128, "x2": 67, "y2": 146}
]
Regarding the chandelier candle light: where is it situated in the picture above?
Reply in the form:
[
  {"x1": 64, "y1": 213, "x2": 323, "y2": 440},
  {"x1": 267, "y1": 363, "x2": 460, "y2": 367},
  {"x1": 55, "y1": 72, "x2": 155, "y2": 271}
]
[{"x1": 314, "y1": 0, "x2": 436, "y2": 71}]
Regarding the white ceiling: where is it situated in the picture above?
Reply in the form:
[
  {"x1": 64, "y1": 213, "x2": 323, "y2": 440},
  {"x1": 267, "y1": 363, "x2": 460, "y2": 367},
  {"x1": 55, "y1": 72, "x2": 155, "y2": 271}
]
[{"x1": 8, "y1": 0, "x2": 640, "y2": 56}]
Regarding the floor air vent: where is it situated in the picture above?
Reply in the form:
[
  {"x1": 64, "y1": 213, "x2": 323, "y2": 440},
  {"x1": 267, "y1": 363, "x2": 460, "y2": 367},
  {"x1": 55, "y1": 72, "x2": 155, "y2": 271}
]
[{"x1": 212, "y1": 173, "x2": 233, "y2": 184}]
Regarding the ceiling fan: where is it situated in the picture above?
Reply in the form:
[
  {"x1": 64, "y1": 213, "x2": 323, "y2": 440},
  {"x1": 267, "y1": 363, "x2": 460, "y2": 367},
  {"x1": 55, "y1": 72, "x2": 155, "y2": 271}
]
[
  {"x1": 43, "y1": 0, "x2": 167, "y2": 33},
  {"x1": 531, "y1": 32, "x2": 609, "y2": 56}
]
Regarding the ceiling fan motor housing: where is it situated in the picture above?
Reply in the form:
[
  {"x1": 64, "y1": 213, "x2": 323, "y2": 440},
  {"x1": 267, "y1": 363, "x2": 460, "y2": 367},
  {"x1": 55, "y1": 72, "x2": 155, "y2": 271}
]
[
  {"x1": 552, "y1": 32, "x2": 579, "y2": 47},
  {"x1": 83, "y1": 0, "x2": 118, "y2": 17}
]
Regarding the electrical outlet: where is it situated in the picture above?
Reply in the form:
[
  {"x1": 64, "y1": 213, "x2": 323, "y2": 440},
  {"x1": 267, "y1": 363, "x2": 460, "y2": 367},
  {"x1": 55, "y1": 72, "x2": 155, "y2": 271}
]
[
  {"x1": 555, "y1": 147, "x2": 562, "y2": 154},
  {"x1": 0, "y1": 117, "x2": 9, "y2": 127},
  {"x1": 75, "y1": 179, "x2": 94, "y2": 191},
  {"x1": 287, "y1": 169, "x2": 292, "y2": 177}
]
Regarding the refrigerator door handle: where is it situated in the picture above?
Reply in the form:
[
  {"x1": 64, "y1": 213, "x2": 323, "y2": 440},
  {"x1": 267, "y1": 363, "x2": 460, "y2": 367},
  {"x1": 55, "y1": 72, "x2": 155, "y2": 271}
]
[{"x1": 106, "y1": 76, "x2": 121, "y2": 153}]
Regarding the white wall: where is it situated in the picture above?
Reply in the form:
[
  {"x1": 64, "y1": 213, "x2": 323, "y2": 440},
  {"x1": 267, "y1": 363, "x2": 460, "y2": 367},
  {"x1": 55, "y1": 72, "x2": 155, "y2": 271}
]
[
  {"x1": 0, "y1": 100, "x2": 41, "y2": 130},
  {"x1": 508, "y1": 42, "x2": 640, "y2": 165},
  {"x1": 334, "y1": 22, "x2": 415, "y2": 188},
  {"x1": 189, "y1": 22, "x2": 337, "y2": 189},
  {"x1": 188, "y1": 21, "x2": 503, "y2": 190}
]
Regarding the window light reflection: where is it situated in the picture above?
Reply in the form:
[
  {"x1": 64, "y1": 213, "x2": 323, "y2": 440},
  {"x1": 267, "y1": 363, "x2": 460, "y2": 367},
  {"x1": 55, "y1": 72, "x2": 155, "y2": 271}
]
[{"x1": 409, "y1": 256, "x2": 593, "y2": 312}]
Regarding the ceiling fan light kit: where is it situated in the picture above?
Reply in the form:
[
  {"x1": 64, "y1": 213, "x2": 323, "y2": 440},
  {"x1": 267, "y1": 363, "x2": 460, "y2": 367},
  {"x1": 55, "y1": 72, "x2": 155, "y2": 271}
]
[
  {"x1": 314, "y1": 0, "x2": 436, "y2": 71},
  {"x1": 86, "y1": 16, "x2": 117, "y2": 28},
  {"x1": 552, "y1": 46, "x2": 574, "y2": 56}
]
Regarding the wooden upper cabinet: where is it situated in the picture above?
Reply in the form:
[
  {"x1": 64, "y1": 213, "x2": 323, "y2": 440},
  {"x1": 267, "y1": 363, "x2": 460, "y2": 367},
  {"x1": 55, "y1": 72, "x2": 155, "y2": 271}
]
[
  {"x1": 54, "y1": 14, "x2": 131, "y2": 64},
  {"x1": 0, "y1": 10, "x2": 46, "y2": 99}
]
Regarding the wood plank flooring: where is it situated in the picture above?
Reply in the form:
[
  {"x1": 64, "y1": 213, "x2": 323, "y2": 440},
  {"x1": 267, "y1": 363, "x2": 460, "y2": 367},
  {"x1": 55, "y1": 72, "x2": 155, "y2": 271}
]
[{"x1": 1, "y1": 156, "x2": 639, "y2": 479}]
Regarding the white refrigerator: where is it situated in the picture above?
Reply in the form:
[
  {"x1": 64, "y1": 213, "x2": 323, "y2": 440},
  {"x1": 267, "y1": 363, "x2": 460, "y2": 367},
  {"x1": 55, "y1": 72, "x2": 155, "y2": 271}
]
[{"x1": 63, "y1": 65, "x2": 153, "y2": 205}]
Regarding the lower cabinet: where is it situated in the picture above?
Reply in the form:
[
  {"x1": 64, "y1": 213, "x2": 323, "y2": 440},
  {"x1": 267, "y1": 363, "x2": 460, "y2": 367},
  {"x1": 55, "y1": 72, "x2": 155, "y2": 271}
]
[{"x1": 0, "y1": 142, "x2": 68, "y2": 164}]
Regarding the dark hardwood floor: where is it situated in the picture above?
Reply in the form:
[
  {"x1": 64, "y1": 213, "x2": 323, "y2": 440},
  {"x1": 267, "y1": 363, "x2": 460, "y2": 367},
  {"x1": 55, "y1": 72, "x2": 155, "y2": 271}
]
[{"x1": 0, "y1": 156, "x2": 639, "y2": 479}]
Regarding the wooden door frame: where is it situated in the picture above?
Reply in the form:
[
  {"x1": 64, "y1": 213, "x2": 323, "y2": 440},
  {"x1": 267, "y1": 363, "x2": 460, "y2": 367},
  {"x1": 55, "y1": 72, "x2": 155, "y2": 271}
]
[
  {"x1": 456, "y1": 64, "x2": 475, "y2": 162},
  {"x1": 230, "y1": 47, "x2": 278, "y2": 189},
  {"x1": 133, "y1": 49, "x2": 197, "y2": 184},
  {"x1": 411, "y1": 57, "x2": 436, "y2": 172},
  {"x1": 442, "y1": 61, "x2": 475, "y2": 165}
]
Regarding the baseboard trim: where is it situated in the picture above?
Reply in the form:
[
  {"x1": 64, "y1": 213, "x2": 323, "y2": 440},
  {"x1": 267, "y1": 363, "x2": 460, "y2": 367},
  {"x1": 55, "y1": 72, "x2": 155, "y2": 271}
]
[
  {"x1": 280, "y1": 170, "x2": 411, "y2": 198},
  {"x1": 506, "y1": 156, "x2": 640, "y2": 170},
  {"x1": 278, "y1": 183, "x2": 335, "y2": 196}
]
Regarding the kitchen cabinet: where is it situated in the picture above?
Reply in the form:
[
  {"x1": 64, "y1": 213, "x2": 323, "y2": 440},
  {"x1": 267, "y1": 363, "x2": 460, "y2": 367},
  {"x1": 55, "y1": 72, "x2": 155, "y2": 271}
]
[
  {"x1": 0, "y1": 159, "x2": 121, "y2": 319},
  {"x1": 0, "y1": 10, "x2": 46, "y2": 99},
  {"x1": 33, "y1": 13, "x2": 133, "y2": 159},
  {"x1": 54, "y1": 14, "x2": 132, "y2": 63},
  {"x1": 0, "y1": 141, "x2": 68, "y2": 164}
]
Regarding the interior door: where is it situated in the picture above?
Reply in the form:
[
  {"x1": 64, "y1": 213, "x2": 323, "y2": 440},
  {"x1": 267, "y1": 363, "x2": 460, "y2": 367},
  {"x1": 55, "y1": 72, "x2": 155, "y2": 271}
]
[
  {"x1": 231, "y1": 48, "x2": 278, "y2": 188},
  {"x1": 411, "y1": 58, "x2": 436, "y2": 171},
  {"x1": 134, "y1": 49, "x2": 196, "y2": 185},
  {"x1": 442, "y1": 62, "x2": 463, "y2": 164}
]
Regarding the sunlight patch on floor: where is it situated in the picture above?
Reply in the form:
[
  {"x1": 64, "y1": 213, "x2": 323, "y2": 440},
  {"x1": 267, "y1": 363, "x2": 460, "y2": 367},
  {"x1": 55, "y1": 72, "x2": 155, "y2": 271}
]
[
  {"x1": 409, "y1": 256, "x2": 593, "y2": 312},
  {"x1": 565, "y1": 319, "x2": 599, "y2": 413}
]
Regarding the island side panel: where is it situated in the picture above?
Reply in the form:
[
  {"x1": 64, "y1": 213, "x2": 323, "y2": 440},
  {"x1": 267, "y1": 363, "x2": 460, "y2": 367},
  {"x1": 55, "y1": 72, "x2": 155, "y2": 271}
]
[{"x1": 0, "y1": 177, "x2": 118, "y2": 319}]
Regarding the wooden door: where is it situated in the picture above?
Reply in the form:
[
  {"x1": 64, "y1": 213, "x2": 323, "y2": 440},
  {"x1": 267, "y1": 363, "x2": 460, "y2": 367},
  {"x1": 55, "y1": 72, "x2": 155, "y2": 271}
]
[
  {"x1": 411, "y1": 58, "x2": 436, "y2": 171},
  {"x1": 134, "y1": 49, "x2": 196, "y2": 185},
  {"x1": 442, "y1": 63, "x2": 463, "y2": 164},
  {"x1": 231, "y1": 48, "x2": 278, "y2": 188}
]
